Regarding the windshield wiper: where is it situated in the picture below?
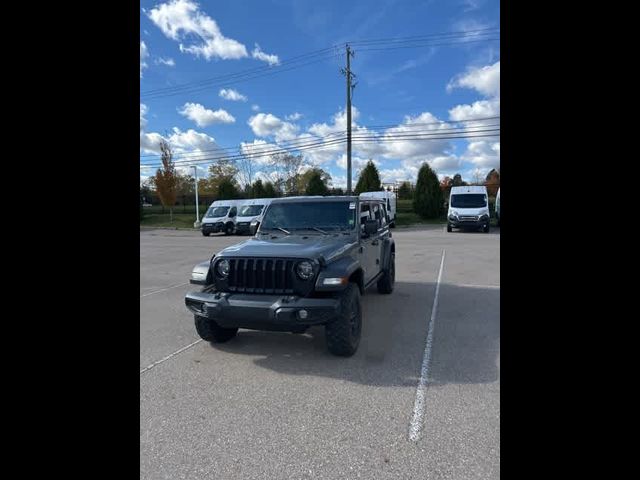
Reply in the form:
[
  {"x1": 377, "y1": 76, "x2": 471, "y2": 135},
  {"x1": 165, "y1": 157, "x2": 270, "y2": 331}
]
[
  {"x1": 310, "y1": 227, "x2": 329, "y2": 235},
  {"x1": 274, "y1": 227, "x2": 290, "y2": 235}
]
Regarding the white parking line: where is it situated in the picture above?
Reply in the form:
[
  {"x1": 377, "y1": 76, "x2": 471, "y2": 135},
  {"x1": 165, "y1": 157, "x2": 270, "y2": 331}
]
[
  {"x1": 408, "y1": 249, "x2": 445, "y2": 442},
  {"x1": 140, "y1": 282, "x2": 189, "y2": 298},
  {"x1": 457, "y1": 284, "x2": 500, "y2": 290},
  {"x1": 140, "y1": 339, "x2": 203, "y2": 375}
]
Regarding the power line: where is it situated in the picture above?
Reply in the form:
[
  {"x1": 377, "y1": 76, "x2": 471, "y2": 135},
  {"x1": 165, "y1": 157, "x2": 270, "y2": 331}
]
[
  {"x1": 139, "y1": 129, "x2": 500, "y2": 170},
  {"x1": 139, "y1": 123, "x2": 500, "y2": 165},
  {"x1": 139, "y1": 115, "x2": 501, "y2": 160}
]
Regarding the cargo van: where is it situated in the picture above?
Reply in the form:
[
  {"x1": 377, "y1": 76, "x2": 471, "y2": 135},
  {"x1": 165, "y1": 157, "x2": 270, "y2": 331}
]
[
  {"x1": 359, "y1": 190, "x2": 397, "y2": 227},
  {"x1": 234, "y1": 198, "x2": 273, "y2": 235},
  {"x1": 201, "y1": 199, "x2": 243, "y2": 236},
  {"x1": 447, "y1": 185, "x2": 491, "y2": 233}
]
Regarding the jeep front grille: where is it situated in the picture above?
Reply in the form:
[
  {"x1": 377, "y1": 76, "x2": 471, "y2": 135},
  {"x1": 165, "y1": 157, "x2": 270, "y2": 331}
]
[{"x1": 227, "y1": 258, "x2": 295, "y2": 294}]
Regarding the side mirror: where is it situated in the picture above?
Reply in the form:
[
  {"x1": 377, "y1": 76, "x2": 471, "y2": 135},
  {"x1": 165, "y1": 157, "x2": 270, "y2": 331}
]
[{"x1": 364, "y1": 219, "x2": 378, "y2": 236}]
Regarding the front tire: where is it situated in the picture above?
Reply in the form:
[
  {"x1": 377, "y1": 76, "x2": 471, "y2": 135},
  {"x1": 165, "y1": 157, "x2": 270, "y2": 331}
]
[
  {"x1": 224, "y1": 223, "x2": 234, "y2": 235},
  {"x1": 325, "y1": 283, "x2": 362, "y2": 357},
  {"x1": 377, "y1": 252, "x2": 395, "y2": 294},
  {"x1": 202, "y1": 231, "x2": 210, "y2": 237},
  {"x1": 447, "y1": 224, "x2": 452, "y2": 232},
  {"x1": 483, "y1": 223, "x2": 490, "y2": 233},
  {"x1": 194, "y1": 315, "x2": 238, "y2": 343}
]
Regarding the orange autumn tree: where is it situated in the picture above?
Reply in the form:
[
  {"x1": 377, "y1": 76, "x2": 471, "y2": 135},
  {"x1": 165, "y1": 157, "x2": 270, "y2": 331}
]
[{"x1": 154, "y1": 139, "x2": 178, "y2": 222}]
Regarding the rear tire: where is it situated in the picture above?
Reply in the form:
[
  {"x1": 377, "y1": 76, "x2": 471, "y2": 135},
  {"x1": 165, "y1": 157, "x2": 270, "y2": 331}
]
[
  {"x1": 447, "y1": 224, "x2": 452, "y2": 232},
  {"x1": 377, "y1": 252, "x2": 395, "y2": 294},
  {"x1": 325, "y1": 283, "x2": 362, "y2": 357},
  {"x1": 194, "y1": 315, "x2": 238, "y2": 343}
]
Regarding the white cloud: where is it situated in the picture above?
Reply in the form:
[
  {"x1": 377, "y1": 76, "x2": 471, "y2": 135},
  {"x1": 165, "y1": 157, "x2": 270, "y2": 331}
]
[
  {"x1": 251, "y1": 104, "x2": 260, "y2": 112},
  {"x1": 168, "y1": 127, "x2": 224, "y2": 156},
  {"x1": 336, "y1": 154, "x2": 377, "y2": 171},
  {"x1": 252, "y1": 43, "x2": 279, "y2": 65},
  {"x1": 308, "y1": 106, "x2": 359, "y2": 137},
  {"x1": 219, "y1": 88, "x2": 247, "y2": 102},
  {"x1": 240, "y1": 139, "x2": 283, "y2": 166},
  {"x1": 247, "y1": 113, "x2": 299, "y2": 142},
  {"x1": 155, "y1": 57, "x2": 176, "y2": 66},
  {"x1": 447, "y1": 61, "x2": 500, "y2": 98},
  {"x1": 449, "y1": 98, "x2": 500, "y2": 121},
  {"x1": 178, "y1": 102, "x2": 235, "y2": 127},
  {"x1": 148, "y1": 0, "x2": 248, "y2": 61},
  {"x1": 460, "y1": 141, "x2": 500, "y2": 169},
  {"x1": 140, "y1": 41, "x2": 149, "y2": 78},
  {"x1": 285, "y1": 112, "x2": 303, "y2": 121},
  {"x1": 140, "y1": 131, "x2": 164, "y2": 154},
  {"x1": 140, "y1": 104, "x2": 148, "y2": 131}
]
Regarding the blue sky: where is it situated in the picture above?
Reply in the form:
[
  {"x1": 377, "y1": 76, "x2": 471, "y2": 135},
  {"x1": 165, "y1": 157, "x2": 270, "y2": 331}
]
[{"x1": 140, "y1": 0, "x2": 500, "y2": 188}]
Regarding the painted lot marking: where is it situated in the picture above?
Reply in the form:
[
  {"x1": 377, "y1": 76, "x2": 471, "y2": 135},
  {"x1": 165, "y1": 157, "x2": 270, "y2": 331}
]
[
  {"x1": 140, "y1": 339, "x2": 202, "y2": 375},
  {"x1": 408, "y1": 249, "x2": 446, "y2": 442},
  {"x1": 140, "y1": 282, "x2": 189, "y2": 298},
  {"x1": 457, "y1": 284, "x2": 500, "y2": 290}
]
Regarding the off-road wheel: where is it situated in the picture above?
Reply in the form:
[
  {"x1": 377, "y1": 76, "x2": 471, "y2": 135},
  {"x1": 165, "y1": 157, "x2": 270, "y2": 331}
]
[{"x1": 325, "y1": 283, "x2": 362, "y2": 357}]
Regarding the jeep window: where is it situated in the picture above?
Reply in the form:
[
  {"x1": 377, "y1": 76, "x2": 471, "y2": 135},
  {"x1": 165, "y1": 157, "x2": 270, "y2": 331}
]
[
  {"x1": 450, "y1": 194, "x2": 487, "y2": 208},
  {"x1": 239, "y1": 205, "x2": 264, "y2": 216},
  {"x1": 261, "y1": 201, "x2": 356, "y2": 231},
  {"x1": 206, "y1": 206, "x2": 229, "y2": 217}
]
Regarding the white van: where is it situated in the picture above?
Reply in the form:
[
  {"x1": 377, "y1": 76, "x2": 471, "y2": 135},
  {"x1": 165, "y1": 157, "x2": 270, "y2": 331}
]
[
  {"x1": 495, "y1": 188, "x2": 500, "y2": 227},
  {"x1": 234, "y1": 198, "x2": 273, "y2": 235},
  {"x1": 359, "y1": 191, "x2": 397, "y2": 227},
  {"x1": 447, "y1": 185, "x2": 491, "y2": 233},
  {"x1": 201, "y1": 199, "x2": 243, "y2": 236}
]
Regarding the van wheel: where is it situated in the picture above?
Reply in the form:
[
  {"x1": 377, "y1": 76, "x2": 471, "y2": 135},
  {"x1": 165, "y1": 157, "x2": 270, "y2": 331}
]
[
  {"x1": 325, "y1": 284, "x2": 361, "y2": 357},
  {"x1": 224, "y1": 223, "x2": 234, "y2": 235},
  {"x1": 447, "y1": 224, "x2": 452, "y2": 232},
  {"x1": 483, "y1": 224, "x2": 490, "y2": 233},
  {"x1": 202, "y1": 231, "x2": 210, "y2": 237}
]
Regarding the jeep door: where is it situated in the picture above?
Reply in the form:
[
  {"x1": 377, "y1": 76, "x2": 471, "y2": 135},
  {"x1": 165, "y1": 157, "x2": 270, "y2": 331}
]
[{"x1": 359, "y1": 201, "x2": 380, "y2": 284}]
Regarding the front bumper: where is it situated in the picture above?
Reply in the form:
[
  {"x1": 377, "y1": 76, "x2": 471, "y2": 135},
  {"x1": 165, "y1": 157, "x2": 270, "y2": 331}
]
[
  {"x1": 185, "y1": 291, "x2": 340, "y2": 331},
  {"x1": 234, "y1": 222, "x2": 251, "y2": 234},
  {"x1": 202, "y1": 222, "x2": 224, "y2": 233},
  {"x1": 449, "y1": 216, "x2": 489, "y2": 228}
]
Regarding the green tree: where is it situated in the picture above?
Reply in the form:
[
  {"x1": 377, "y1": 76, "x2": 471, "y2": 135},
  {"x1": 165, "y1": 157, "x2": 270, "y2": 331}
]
[
  {"x1": 154, "y1": 139, "x2": 178, "y2": 222},
  {"x1": 263, "y1": 182, "x2": 278, "y2": 198},
  {"x1": 305, "y1": 170, "x2": 330, "y2": 196},
  {"x1": 217, "y1": 178, "x2": 240, "y2": 199},
  {"x1": 251, "y1": 179, "x2": 267, "y2": 198},
  {"x1": 397, "y1": 181, "x2": 413, "y2": 200},
  {"x1": 354, "y1": 160, "x2": 381, "y2": 194},
  {"x1": 413, "y1": 163, "x2": 444, "y2": 219},
  {"x1": 451, "y1": 173, "x2": 467, "y2": 187},
  {"x1": 330, "y1": 187, "x2": 345, "y2": 196}
]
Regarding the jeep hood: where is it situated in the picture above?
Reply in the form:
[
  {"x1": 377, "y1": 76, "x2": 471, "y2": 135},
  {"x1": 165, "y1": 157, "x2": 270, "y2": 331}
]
[{"x1": 216, "y1": 234, "x2": 357, "y2": 262}]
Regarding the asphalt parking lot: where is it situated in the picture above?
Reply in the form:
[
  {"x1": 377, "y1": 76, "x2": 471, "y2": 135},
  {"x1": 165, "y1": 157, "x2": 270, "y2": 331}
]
[{"x1": 140, "y1": 226, "x2": 500, "y2": 479}]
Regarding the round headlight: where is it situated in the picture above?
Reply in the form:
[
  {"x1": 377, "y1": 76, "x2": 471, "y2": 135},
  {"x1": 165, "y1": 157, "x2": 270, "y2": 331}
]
[
  {"x1": 296, "y1": 261, "x2": 314, "y2": 280},
  {"x1": 216, "y1": 259, "x2": 230, "y2": 277}
]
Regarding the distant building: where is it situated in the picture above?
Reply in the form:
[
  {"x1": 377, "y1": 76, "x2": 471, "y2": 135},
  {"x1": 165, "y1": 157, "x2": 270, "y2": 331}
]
[{"x1": 381, "y1": 181, "x2": 414, "y2": 193}]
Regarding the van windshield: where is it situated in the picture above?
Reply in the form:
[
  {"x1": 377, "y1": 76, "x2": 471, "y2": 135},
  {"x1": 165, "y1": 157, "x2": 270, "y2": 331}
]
[
  {"x1": 206, "y1": 206, "x2": 229, "y2": 217},
  {"x1": 239, "y1": 205, "x2": 264, "y2": 216},
  {"x1": 450, "y1": 194, "x2": 487, "y2": 208}
]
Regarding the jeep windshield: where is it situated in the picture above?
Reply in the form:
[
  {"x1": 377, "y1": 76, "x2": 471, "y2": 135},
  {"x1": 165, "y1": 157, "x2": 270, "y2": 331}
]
[
  {"x1": 450, "y1": 194, "x2": 487, "y2": 208},
  {"x1": 261, "y1": 201, "x2": 356, "y2": 232},
  {"x1": 206, "y1": 206, "x2": 230, "y2": 217},
  {"x1": 239, "y1": 205, "x2": 264, "y2": 216}
]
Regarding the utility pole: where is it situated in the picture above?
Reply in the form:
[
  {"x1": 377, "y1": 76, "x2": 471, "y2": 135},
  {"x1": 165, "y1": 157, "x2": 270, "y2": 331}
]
[
  {"x1": 192, "y1": 165, "x2": 201, "y2": 228},
  {"x1": 341, "y1": 44, "x2": 355, "y2": 194}
]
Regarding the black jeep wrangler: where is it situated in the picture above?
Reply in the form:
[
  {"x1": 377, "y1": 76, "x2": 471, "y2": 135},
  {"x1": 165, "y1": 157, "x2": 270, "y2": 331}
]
[{"x1": 185, "y1": 196, "x2": 395, "y2": 356}]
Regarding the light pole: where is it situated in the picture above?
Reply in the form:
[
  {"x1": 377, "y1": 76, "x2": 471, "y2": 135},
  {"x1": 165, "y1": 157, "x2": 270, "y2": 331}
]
[{"x1": 192, "y1": 165, "x2": 201, "y2": 228}]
